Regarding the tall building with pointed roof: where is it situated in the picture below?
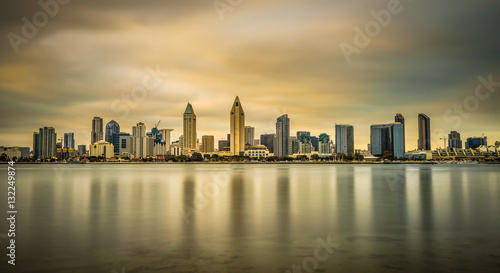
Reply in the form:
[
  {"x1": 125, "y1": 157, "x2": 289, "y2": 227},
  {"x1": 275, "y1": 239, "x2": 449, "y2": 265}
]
[
  {"x1": 183, "y1": 102, "x2": 197, "y2": 151},
  {"x1": 230, "y1": 96, "x2": 245, "y2": 155}
]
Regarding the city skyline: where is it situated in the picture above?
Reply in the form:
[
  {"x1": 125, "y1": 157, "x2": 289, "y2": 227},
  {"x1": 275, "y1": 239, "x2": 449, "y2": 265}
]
[
  {"x1": 1, "y1": 1, "x2": 500, "y2": 150},
  {"x1": 3, "y1": 97, "x2": 500, "y2": 152}
]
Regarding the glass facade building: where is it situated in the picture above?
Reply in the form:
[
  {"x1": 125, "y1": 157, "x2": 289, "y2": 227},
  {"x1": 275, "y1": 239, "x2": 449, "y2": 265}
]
[
  {"x1": 448, "y1": 131, "x2": 462, "y2": 149},
  {"x1": 105, "y1": 120, "x2": 120, "y2": 144},
  {"x1": 465, "y1": 137, "x2": 487, "y2": 149},
  {"x1": 260, "y1": 134, "x2": 275, "y2": 154},
  {"x1": 64, "y1": 132, "x2": 75, "y2": 149},
  {"x1": 418, "y1": 113, "x2": 431, "y2": 151},
  {"x1": 370, "y1": 123, "x2": 404, "y2": 159},
  {"x1": 335, "y1": 124, "x2": 354, "y2": 156},
  {"x1": 276, "y1": 115, "x2": 290, "y2": 157},
  {"x1": 395, "y1": 113, "x2": 405, "y2": 153},
  {"x1": 113, "y1": 132, "x2": 131, "y2": 155}
]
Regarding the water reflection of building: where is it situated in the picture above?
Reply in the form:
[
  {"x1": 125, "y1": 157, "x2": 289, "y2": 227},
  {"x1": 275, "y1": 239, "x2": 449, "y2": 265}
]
[
  {"x1": 230, "y1": 168, "x2": 245, "y2": 238},
  {"x1": 336, "y1": 166, "x2": 355, "y2": 231},
  {"x1": 181, "y1": 172, "x2": 198, "y2": 255},
  {"x1": 277, "y1": 166, "x2": 290, "y2": 240}
]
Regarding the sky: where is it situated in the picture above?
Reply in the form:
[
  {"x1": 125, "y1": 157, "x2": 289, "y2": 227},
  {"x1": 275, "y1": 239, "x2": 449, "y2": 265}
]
[{"x1": 1, "y1": 0, "x2": 499, "y2": 150}]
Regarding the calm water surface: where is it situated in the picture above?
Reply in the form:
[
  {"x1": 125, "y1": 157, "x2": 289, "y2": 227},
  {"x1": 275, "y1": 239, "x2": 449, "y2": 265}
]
[{"x1": 1, "y1": 164, "x2": 500, "y2": 273}]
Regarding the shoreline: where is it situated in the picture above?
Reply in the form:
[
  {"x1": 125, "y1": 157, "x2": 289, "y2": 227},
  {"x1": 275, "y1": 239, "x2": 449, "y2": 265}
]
[{"x1": 3, "y1": 161, "x2": 498, "y2": 165}]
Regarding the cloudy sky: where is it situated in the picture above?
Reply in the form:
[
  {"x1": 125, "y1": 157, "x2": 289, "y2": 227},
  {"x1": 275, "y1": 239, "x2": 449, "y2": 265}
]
[{"x1": 1, "y1": 0, "x2": 499, "y2": 150}]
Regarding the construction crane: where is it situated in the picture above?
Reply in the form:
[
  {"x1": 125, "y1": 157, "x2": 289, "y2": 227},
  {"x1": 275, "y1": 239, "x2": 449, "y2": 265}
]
[
  {"x1": 440, "y1": 136, "x2": 448, "y2": 150},
  {"x1": 154, "y1": 119, "x2": 161, "y2": 129},
  {"x1": 58, "y1": 136, "x2": 66, "y2": 160}
]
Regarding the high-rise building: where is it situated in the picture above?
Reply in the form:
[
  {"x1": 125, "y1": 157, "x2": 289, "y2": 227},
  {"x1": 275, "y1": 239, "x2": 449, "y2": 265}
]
[
  {"x1": 465, "y1": 137, "x2": 487, "y2": 149},
  {"x1": 335, "y1": 124, "x2": 354, "y2": 156},
  {"x1": 218, "y1": 140, "x2": 228, "y2": 151},
  {"x1": 91, "y1": 117, "x2": 103, "y2": 144},
  {"x1": 310, "y1": 136, "x2": 319, "y2": 152},
  {"x1": 33, "y1": 131, "x2": 40, "y2": 159},
  {"x1": 105, "y1": 120, "x2": 120, "y2": 144},
  {"x1": 395, "y1": 113, "x2": 405, "y2": 153},
  {"x1": 113, "y1": 132, "x2": 131, "y2": 156},
  {"x1": 64, "y1": 132, "x2": 75, "y2": 149},
  {"x1": 159, "y1": 129, "x2": 173, "y2": 151},
  {"x1": 183, "y1": 103, "x2": 197, "y2": 151},
  {"x1": 245, "y1": 126, "x2": 255, "y2": 146},
  {"x1": 291, "y1": 138, "x2": 300, "y2": 155},
  {"x1": 448, "y1": 131, "x2": 462, "y2": 149},
  {"x1": 147, "y1": 127, "x2": 167, "y2": 156},
  {"x1": 132, "y1": 122, "x2": 153, "y2": 158},
  {"x1": 39, "y1": 127, "x2": 57, "y2": 159},
  {"x1": 289, "y1": 136, "x2": 298, "y2": 155},
  {"x1": 319, "y1": 133, "x2": 331, "y2": 155},
  {"x1": 77, "y1": 145, "x2": 86, "y2": 155},
  {"x1": 296, "y1": 131, "x2": 310, "y2": 139},
  {"x1": 260, "y1": 134, "x2": 275, "y2": 154},
  {"x1": 117, "y1": 135, "x2": 132, "y2": 157},
  {"x1": 230, "y1": 96, "x2": 245, "y2": 155},
  {"x1": 202, "y1": 135, "x2": 215, "y2": 153},
  {"x1": 299, "y1": 134, "x2": 312, "y2": 154},
  {"x1": 254, "y1": 139, "x2": 260, "y2": 145},
  {"x1": 276, "y1": 114, "x2": 290, "y2": 157},
  {"x1": 56, "y1": 142, "x2": 62, "y2": 158},
  {"x1": 418, "y1": 113, "x2": 431, "y2": 151},
  {"x1": 370, "y1": 123, "x2": 404, "y2": 159}
]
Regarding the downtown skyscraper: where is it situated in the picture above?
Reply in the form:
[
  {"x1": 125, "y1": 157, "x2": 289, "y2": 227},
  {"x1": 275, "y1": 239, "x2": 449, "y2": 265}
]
[
  {"x1": 244, "y1": 126, "x2": 255, "y2": 146},
  {"x1": 418, "y1": 113, "x2": 431, "y2": 151},
  {"x1": 276, "y1": 114, "x2": 290, "y2": 157},
  {"x1": 64, "y1": 132, "x2": 75, "y2": 149},
  {"x1": 370, "y1": 123, "x2": 404, "y2": 159},
  {"x1": 132, "y1": 122, "x2": 153, "y2": 158},
  {"x1": 448, "y1": 131, "x2": 462, "y2": 149},
  {"x1": 395, "y1": 113, "x2": 405, "y2": 153},
  {"x1": 91, "y1": 117, "x2": 103, "y2": 144},
  {"x1": 37, "y1": 126, "x2": 57, "y2": 159},
  {"x1": 260, "y1": 134, "x2": 275, "y2": 154},
  {"x1": 182, "y1": 103, "x2": 197, "y2": 151},
  {"x1": 335, "y1": 124, "x2": 354, "y2": 156},
  {"x1": 105, "y1": 120, "x2": 120, "y2": 143},
  {"x1": 230, "y1": 96, "x2": 245, "y2": 155}
]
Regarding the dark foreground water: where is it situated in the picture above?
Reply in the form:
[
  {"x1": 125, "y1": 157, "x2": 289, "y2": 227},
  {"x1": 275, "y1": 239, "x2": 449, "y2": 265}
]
[{"x1": 1, "y1": 164, "x2": 500, "y2": 273}]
